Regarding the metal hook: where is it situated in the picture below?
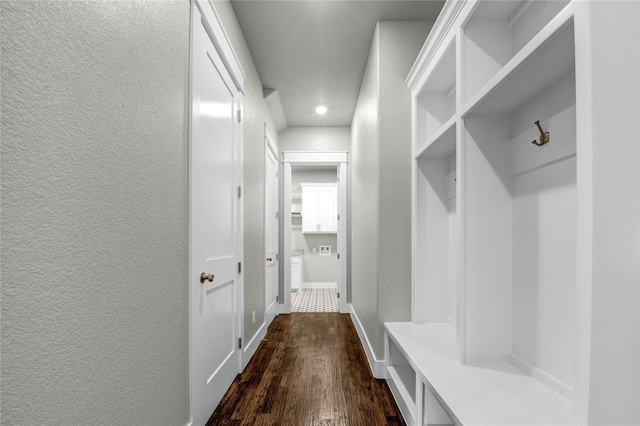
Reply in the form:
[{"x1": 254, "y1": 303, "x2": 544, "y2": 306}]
[{"x1": 532, "y1": 120, "x2": 550, "y2": 147}]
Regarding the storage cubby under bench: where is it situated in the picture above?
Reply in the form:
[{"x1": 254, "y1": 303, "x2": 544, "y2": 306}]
[{"x1": 384, "y1": 322, "x2": 572, "y2": 425}]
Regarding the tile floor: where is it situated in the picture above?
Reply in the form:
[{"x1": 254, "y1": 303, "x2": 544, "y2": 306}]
[{"x1": 291, "y1": 288, "x2": 338, "y2": 312}]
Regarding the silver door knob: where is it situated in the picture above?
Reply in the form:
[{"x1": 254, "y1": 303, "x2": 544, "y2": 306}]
[{"x1": 200, "y1": 272, "x2": 214, "y2": 283}]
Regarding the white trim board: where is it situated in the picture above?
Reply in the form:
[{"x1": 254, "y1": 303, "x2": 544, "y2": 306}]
[
  {"x1": 193, "y1": 0, "x2": 245, "y2": 94},
  {"x1": 508, "y1": 353, "x2": 574, "y2": 400},
  {"x1": 348, "y1": 304, "x2": 386, "y2": 379},
  {"x1": 302, "y1": 282, "x2": 337, "y2": 289},
  {"x1": 241, "y1": 321, "x2": 268, "y2": 370},
  {"x1": 264, "y1": 123, "x2": 279, "y2": 330},
  {"x1": 405, "y1": 0, "x2": 466, "y2": 92},
  {"x1": 282, "y1": 151, "x2": 348, "y2": 164},
  {"x1": 279, "y1": 303, "x2": 290, "y2": 314},
  {"x1": 265, "y1": 124, "x2": 278, "y2": 157},
  {"x1": 282, "y1": 151, "x2": 349, "y2": 314}
]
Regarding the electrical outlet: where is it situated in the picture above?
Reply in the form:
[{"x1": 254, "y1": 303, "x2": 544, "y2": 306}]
[{"x1": 252, "y1": 311, "x2": 256, "y2": 324}]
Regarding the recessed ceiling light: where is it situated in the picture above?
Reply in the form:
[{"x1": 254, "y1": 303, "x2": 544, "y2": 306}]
[{"x1": 315, "y1": 106, "x2": 327, "y2": 115}]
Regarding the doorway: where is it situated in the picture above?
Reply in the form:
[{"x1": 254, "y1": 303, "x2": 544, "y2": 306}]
[
  {"x1": 264, "y1": 124, "x2": 279, "y2": 326},
  {"x1": 291, "y1": 167, "x2": 338, "y2": 311},
  {"x1": 188, "y1": 1, "x2": 244, "y2": 425},
  {"x1": 282, "y1": 152, "x2": 348, "y2": 314}
]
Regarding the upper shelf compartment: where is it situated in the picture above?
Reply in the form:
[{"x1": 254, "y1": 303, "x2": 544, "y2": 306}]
[
  {"x1": 461, "y1": 0, "x2": 571, "y2": 105},
  {"x1": 416, "y1": 39, "x2": 456, "y2": 149},
  {"x1": 462, "y1": 4, "x2": 574, "y2": 116}
]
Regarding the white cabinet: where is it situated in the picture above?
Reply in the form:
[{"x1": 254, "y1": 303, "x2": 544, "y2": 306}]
[
  {"x1": 300, "y1": 183, "x2": 337, "y2": 234},
  {"x1": 291, "y1": 252, "x2": 303, "y2": 291},
  {"x1": 385, "y1": 1, "x2": 640, "y2": 425}
]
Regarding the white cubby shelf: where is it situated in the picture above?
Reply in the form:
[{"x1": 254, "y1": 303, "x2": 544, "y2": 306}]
[
  {"x1": 461, "y1": 0, "x2": 572, "y2": 106},
  {"x1": 385, "y1": 322, "x2": 572, "y2": 426},
  {"x1": 414, "y1": 36, "x2": 457, "y2": 152},
  {"x1": 395, "y1": 0, "x2": 640, "y2": 424}
]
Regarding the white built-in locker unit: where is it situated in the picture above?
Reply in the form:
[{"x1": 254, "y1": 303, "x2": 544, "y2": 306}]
[{"x1": 384, "y1": 1, "x2": 640, "y2": 425}]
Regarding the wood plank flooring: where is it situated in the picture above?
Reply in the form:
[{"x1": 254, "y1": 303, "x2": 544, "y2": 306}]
[{"x1": 207, "y1": 313, "x2": 406, "y2": 426}]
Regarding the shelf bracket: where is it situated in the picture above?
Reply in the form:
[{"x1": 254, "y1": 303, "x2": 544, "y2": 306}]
[{"x1": 532, "y1": 120, "x2": 550, "y2": 147}]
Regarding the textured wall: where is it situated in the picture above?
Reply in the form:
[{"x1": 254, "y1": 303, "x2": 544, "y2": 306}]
[
  {"x1": 351, "y1": 22, "x2": 431, "y2": 360},
  {"x1": 376, "y1": 22, "x2": 433, "y2": 347},
  {"x1": 1, "y1": 1, "x2": 190, "y2": 424},
  {"x1": 351, "y1": 29, "x2": 381, "y2": 357},
  {"x1": 213, "y1": 1, "x2": 277, "y2": 344},
  {"x1": 278, "y1": 127, "x2": 351, "y2": 152}
]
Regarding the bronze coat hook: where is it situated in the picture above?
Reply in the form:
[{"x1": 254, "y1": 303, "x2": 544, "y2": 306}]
[{"x1": 532, "y1": 120, "x2": 550, "y2": 146}]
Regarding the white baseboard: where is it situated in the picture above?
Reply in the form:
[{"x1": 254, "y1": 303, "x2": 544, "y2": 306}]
[
  {"x1": 302, "y1": 281, "x2": 337, "y2": 289},
  {"x1": 279, "y1": 303, "x2": 290, "y2": 314},
  {"x1": 241, "y1": 321, "x2": 267, "y2": 370},
  {"x1": 348, "y1": 304, "x2": 386, "y2": 379},
  {"x1": 508, "y1": 352, "x2": 574, "y2": 399}
]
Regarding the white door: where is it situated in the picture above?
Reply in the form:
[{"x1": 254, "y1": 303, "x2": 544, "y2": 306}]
[
  {"x1": 265, "y1": 137, "x2": 279, "y2": 325},
  {"x1": 190, "y1": 5, "x2": 240, "y2": 425},
  {"x1": 336, "y1": 167, "x2": 344, "y2": 311}
]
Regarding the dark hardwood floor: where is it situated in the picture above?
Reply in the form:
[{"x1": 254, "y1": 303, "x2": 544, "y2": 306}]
[{"x1": 207, "y1": 313, "x2": 406, "y2": 426}]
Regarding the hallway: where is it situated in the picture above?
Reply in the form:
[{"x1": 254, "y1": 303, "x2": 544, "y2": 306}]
[
  {"x1": 207, "y1": 313, "x2": 405, "y2": 426},
  {"x1": 3, "y1": 1, "x2": 639, "y2": 424}
]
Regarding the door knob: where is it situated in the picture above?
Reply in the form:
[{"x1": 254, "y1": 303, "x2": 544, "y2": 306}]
[
  {"x1": 200, "y1": 272, "x2": 214, "y2": 283},
  {"x1": 267, "y1": 257, "x2": 273, "y2": 262}
]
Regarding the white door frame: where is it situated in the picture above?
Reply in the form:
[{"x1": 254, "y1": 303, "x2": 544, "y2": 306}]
[
  {"x1": 264, "y1": 124, "x2": 279, "y2": 325},
  {"x1": 188, "y1": 1, "x2": 245, "y2": 424},
  {"x1": 282, "y1": 151, "x2": 348, "y2": 313}
]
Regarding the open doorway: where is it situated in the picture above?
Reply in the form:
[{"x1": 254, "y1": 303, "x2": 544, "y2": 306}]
[
  {"x1": 282, "y1": 152, "x2": 348, "y2": 314},
  {"x1": 290, "y1": 166, "x2": 339, "y2": 312}
]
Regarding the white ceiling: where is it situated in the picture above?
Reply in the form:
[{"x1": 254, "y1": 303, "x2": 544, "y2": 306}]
[{"x1": 231, "y1": 0, "x2": 445, "y2": 128}]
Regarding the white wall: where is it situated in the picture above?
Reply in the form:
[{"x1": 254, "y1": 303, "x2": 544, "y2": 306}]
[
  {"x1": 351, "y1": 29, "x2": 381, "y2": 356},
  {"x1": 351, "y1": 22, "x2": 433, "y2": 361},
  {"x1": 377, "y1": 22, "x2": 432, "y2": 338},
  {"x1": 1, "y1": 2, "x2": 190, "y2": 423},
  {"x1": 279, "y1": 127, "x2": 351, "y2": 152},
  {"x1": 213, "y1": 1, "x2": 278, "y2": 345},
  {"x1": 1, "y1": 1, "x2": 278, "y2": 423}
]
